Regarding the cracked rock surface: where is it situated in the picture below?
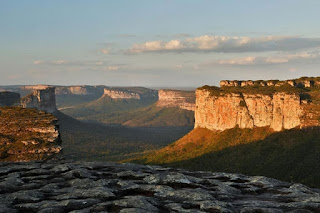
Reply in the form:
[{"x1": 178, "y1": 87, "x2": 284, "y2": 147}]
[{"x1": 1, "y1": 161, "x2": 320, "y2": 212}]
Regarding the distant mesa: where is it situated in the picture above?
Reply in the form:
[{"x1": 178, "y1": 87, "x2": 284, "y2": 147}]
[
  {"x1": 21, "y1": 87, "x2": 57, "y2": 113},
  {"x1": 103, "y1": 88, "x2": 141, "y2": 99},
  {"x1": 156, "y1": 89, "x2": 196, "y2": 111},
  {"x1": 55, "y1": 85, "x2": 104, "y2": 96}
]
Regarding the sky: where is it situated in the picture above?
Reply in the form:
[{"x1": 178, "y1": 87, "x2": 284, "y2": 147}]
[{"x1": 1, "y1": 0, "x2": 320, "y2": 87}]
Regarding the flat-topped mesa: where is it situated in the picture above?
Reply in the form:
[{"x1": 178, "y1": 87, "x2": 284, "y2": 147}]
[
  {"x1": 0, "y1": 91, "x2": 20, "y2": 107},
  {"x1": 220, "y1": 77, "x2": 320, "y2": 88},
  {"x1": 103, "y1": 88, "x2": 141, "y2": 99},
  {"x1": 156, "y1": 89, "x2": 196, "y2": 111},
  {"x1": 55, "y1": 86, "x2": 104, "y2": 96},
  {"x1": 22, "y1": 85, "x2": 51, "y2": 90},
  {"x1": 21, "y1": 87, "x2": 57, "y2": 113},
  {"x1": 196, "y1": 79, "x2": 320, "y2": 132}
]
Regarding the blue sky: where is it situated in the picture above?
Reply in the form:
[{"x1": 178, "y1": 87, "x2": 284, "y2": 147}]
[{"x1": 1, "y1": 0, "x2": 320, "y2": 87}]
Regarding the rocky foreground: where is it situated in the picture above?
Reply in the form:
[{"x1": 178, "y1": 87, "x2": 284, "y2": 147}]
[{"x1": 1, "y1": 161, "x2": 320, "y2": 213}]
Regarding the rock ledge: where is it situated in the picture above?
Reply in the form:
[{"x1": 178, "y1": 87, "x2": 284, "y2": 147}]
[{"x1": 1, "y1": 161, "x2": 319, "y2": 212}]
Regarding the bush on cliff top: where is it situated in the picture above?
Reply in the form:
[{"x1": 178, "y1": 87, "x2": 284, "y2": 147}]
[{"x1": 199, "y1": 84, "x2": 309, "y2": 96}]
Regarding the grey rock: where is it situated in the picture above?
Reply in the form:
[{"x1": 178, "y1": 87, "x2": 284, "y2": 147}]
[
  {"x1": 1, "y1": 161, "x2": 320, "y2": 212},
  {"x1": 113, "y1": 196, "x2": 158, "y2": 211}
]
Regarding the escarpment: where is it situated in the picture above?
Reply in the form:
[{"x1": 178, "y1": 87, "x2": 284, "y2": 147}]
[
  {"x1": 196, "y1": 77, "x2": 320, "y2": 132},
  {"x1": 21, "y1": 87, "x2": 57, "y2": 113},
  {"x1": 0, "y1": 107, "x2": 62, "y2": 162},
  {"x1": 55, "y1": 85, "x2": 104, "y2": 96},
  {"x1": 102, "y1": 87, "x2": 158, "y2": 100},
  {"x1": 156, "y1": 89, "x2": 196, "y2": 111},
  {"x1": 103, "y1": 88, "x2": 141, "y2": 99}
]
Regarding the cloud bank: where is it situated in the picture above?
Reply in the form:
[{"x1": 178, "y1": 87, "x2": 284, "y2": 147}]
[
  {"x1": 127, "y1": 35, "x2": 320, "y2": 54},
  {"x1": 215, "y1": 48, "x2": 320, "y2": 65}
]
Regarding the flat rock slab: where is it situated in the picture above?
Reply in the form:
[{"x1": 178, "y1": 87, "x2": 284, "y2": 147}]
[{"x1": 0, "y1": 161, "x2": 320, "y2": 212}]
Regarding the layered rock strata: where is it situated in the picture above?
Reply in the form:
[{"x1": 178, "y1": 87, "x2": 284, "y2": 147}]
[
  {"x1": 55, "y1": 86, "x2": 104, "y2": 96},
  {"x1": 103, "y1": 88, "x2": 141, "y2": 99},
  {"x1": 21, "y1": 87, "x2": 57, "y2": 113},
  {"x1": 0, "y1": 91, "x2": 20, "y2": 107},
  {"x1": 1, "y1": 161, "x2": 320, "y2": 212},
  {"x1": 156, "y1": 90, "x2": 196, "y2": 111},
  {"x1": 0, "y1": 107, "x2": 61, "y2": 162},
  {"x1": 195, "y1": 89, "x2": 304, "y2": 131}
]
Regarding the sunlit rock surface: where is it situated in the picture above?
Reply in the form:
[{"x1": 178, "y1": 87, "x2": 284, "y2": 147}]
[
  {"x1": 20, "y1": 87, "x2": 57, "y2": 113},
  {"x1": 157, "y1": 89, "x2": 195, "y2": 111},
  {"x1": 0, "y1": 107, "x2": 61, "y2": 162},
  {"x1": 0, "y1": 161, "x2": 320, "y2": 212}
]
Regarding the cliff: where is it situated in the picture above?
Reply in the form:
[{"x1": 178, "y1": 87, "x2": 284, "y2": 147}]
[
  {"x1": 0, "y1": 91, "x2": 20, "y2": 107},
  {"x1": 21, "y1": 87, "x2": 57, "y2": 113},
  {"x1": 0, "y1": 107, "x2": 61, "y2": 162},
  {"x1": 156, "y1": 89, "x2": 196, "y2": 111},
  {"x1": 195, "y1": 78, "x2": 320, "y2": 132},
  {"x1": 1, "y1": 161, "x2": 320, "y2": 212},
  {"x1": 103, "y1": 88, "x2": 141, "y2": 99},
  {"x1": 55, "y1": 86, "x2": 104, "y2": 96}
]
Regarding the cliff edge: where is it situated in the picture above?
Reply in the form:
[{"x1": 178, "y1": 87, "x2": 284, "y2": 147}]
[
  {"x1": 156, "y1": 89, "x2": 195, "y2": 111},
  {"x1": 195, "y1": 78, "x2": 320, "y2": 132},
  {"x1": 21, "y1": 87, "x2": 57, "y2": 113},
  {"x1": 0, "y1": 107, "x2": 62, "y2": 162}
]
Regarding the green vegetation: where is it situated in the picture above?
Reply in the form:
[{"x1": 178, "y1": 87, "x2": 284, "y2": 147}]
[
  {"x1": 133, "y1": 127, "x2": 320, "y2": 188},
  {"x1": 200, "y1": 84, "x2": 309, "y2": 96},
  {"x1": 61, "y1": 95, "x2": 157, "y2": 119},
  {"x1": 84, "y1": 104, "x2": 194, "y2": 127},
  {"x1": 56, "y1": 111, "x2": 192, "y2": 161},
  {"x1": 56, "y1": 94, "x2": 102, "y2": 108}
]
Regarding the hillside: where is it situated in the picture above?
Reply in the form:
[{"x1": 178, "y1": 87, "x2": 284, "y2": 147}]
[
  {"x1": 61, "y1": 88, "x2": 195, "y2": 127},
  {"x1": 84, "y1": 104, "x2": 194, "y2": 127},
  {"x1": 133, "y1": 77, "x2": 320, "y2": 188},
  {"x1": 55, "y1": 111, "x2": 192, "y2": 161},
  {"x1": 133, "y1": 127, "x2": 320, "y2": 188},
  {"x1": 61, "y1": 95, "x2": 157, "y2": 119},
  {"x1": 61, "y1": 87, "x2": 158, "y2": 119}
]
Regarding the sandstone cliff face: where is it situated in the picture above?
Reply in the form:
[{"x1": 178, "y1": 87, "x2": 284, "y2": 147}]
[
  {"x1": 21, "y1": 87, "x2": 57, "y2": 113},
  {"x1": 156, "y1": 90, "x2": 196, "y2": 111},
  {"x1": 0, "y1": 107, "x2": 62, "y2": 162},
  {"x1": 103, "y1": 88, "x2": 141, "y2": 99},
  {"x1": 195, "y1": 89, "x2": 303, "y2": 131},
  {"x1": 0, "y1": 91, "x2": 20, "y2": 107}
]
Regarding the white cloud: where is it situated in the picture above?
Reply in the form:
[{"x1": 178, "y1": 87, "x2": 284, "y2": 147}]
[
  {"x1": 127, "y1": 35, "x2": 320, "y2": 54},
  {"x1": 175, "y1": 64, "x2": 183, "y2": 69},
  {"x1": 33, "y1": 60, "x2": 67, "y2": 65},
  {"x1": 214, "y1": 48, "x2": 320, "y2": 65},
  {"x1": 105, "y1": 66, "x2": 120, "y2": 71},
  {"x1": 100, "y1": 48, "x2": 110, "y2": 54}
]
